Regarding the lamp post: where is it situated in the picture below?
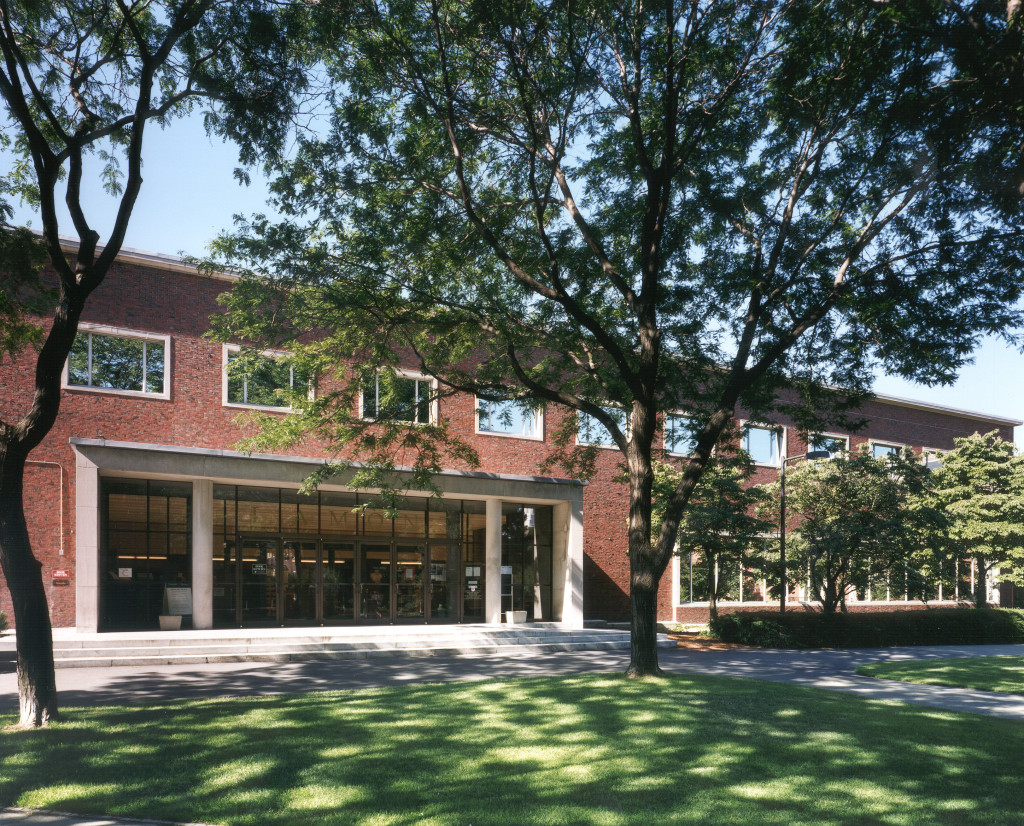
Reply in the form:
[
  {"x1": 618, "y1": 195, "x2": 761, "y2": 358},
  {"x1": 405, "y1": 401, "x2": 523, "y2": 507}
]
[{"x1": 779, "y1": 449, "x2": 830, "y2": 613}]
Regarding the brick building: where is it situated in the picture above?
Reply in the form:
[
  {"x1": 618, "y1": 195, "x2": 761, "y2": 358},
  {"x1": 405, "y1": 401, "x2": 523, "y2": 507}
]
[{"x1": 2, "y1": 245, "x2": 1019, "y2": 632}]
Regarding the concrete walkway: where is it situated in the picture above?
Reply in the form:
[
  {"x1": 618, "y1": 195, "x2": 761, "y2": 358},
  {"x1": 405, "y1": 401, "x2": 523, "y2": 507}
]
[{"x1": 2, "y1": 639, "x2": 1023, "y2": 719}]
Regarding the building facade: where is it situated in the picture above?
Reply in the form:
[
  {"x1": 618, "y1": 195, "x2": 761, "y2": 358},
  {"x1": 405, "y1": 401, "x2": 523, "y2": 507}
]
[{"x1": 2, "y1": 246, "x2": 1019, "y2": 632}]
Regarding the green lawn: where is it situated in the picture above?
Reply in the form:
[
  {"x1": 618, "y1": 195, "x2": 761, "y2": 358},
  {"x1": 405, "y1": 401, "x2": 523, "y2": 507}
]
[
  {"x1": 3, "y1": 673, "x2": 1023, "y2": 825},
  {"x1": 856, "y1": 655, "x2": 1024, "y2": 694}
]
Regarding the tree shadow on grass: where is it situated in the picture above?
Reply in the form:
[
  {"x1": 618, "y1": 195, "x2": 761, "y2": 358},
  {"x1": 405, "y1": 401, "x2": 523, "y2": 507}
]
[{"x1": 1, "y1": 674, "x2": 1022, "y2": 825}]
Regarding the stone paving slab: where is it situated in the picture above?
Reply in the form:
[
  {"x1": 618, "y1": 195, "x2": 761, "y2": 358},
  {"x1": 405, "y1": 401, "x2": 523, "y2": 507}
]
[{"x1": 0, "y1": 808, "x2": 213, "y2": 826}]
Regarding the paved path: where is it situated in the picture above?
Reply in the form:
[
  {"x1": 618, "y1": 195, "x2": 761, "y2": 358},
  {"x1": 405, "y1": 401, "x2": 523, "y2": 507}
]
[{"x1": 2, "y1": 641, "x2": 1023, "y2": 719}]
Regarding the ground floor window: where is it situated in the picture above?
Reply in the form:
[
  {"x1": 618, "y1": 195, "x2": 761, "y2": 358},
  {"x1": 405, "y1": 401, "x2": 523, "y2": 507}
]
[
  {"x1": 209, "y1": 485, "x2": 497, "y2": 626},
  {"x1": 678, "y1": 541, "x2": 993, "y2": 607},
  {"x1": 100, "y1": 478, "x2": 192, "y2": 630},
  {"x1": 501, "y1": 504, "x2": 553, "y2": 620}
]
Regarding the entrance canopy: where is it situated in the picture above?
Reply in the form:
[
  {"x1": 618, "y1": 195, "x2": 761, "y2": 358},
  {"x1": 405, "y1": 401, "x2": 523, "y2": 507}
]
[{"x1": 71, "y1": 439, "x2": 584, "y2": 632}]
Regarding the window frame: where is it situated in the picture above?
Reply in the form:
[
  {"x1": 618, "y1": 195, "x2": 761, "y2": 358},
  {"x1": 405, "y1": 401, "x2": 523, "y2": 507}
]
[
  {"x1": 664, "y1": 412, "x2": 699, "y2": 457},
  {"x1": 475, "y1": 397, "x2": 544, "y2": 441},
  {"x1": 869, "y1": 440, "x2": 905, "y2": 460},
  {"x1": 739, "y1": 420, "x2": 785, "y2": 467},
  {"x1": 360, "y1": 369, "x2": 437, "y2": 425},
  {"x1": 808, "y1": 432, "x2": 850, "y2": 457},
  {"x1": 576, "y1": 406, "x2": 627, "y2": 449},
  {"x1": 62, "y1": 323, "x2": 172, "y2": 400},
  {"x1": 222, "y1": 344, "x2": 312, "y2": 412}
]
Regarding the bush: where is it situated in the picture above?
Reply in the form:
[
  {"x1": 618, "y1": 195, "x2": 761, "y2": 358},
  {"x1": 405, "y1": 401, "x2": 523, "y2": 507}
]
[
  {"x1": 0, "y1": 610, "x2": 6, "y2": 632},
  {"x1": 710, "y1": 607, "x2": 1024, "y2": 649}
]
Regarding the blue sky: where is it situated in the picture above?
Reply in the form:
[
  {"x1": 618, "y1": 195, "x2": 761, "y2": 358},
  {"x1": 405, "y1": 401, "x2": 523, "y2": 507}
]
[{"x1": 5, "y1": 114, "x2": 1023, "y2": 445}]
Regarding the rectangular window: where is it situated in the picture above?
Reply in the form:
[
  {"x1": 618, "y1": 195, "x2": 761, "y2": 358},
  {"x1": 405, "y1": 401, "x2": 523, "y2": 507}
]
[
  {"x1": 871, "y1": 442, "x2": 902, "y2": 459},
  {"x1": 922, "y1": 447, "x2": 947, "y2": 469},
  {"x1": 225, "y1": 348, "x2": 308, "y2": 409},
  {"x1": 66, "y1": 327, "x2": 168, "y2": 398},
  {"x1": 743, "y1": 424, "x2": 782, "y2": 466},
  {"x1": 665, "y1": 413, "x2": 698, "y2": 455},
  {"x1": 809, "y1": 434, "x2": 849, "y2": 456},
  {"x1": 477, "y1": 398, "x2": 540, "y2": 439},
  {"x1": 362, "y1": 373, "x2": 432, "y2": 423},
  {"x1": 577, "y1": 406, "x2": 626, "y2": 447}
]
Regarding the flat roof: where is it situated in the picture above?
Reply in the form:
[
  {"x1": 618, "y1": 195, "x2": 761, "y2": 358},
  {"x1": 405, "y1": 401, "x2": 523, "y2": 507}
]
[{"x1": 870, "y1": 392, "x2": 1021, "y2": 427}]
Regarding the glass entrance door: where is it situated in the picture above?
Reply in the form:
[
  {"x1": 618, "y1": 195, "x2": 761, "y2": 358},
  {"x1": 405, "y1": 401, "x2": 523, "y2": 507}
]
[
  {"x1": 395, "y1": 543, "x2": 425, "y2": 620},
  {"x1": 359, "y1": 542, "x2": 391, "y2": 620},
  {"x1": 283, "y1": 540, "x2": 318, "y2": 622},
  {"x1": 322, "y1": 541, "x2": 355, "y2": 622},
  {"x1": 428, "y1": 542, "x2": 459, "y2": 621},
  {"x1": 240, "y1": 538, "x2": 278, "y2": 623}
]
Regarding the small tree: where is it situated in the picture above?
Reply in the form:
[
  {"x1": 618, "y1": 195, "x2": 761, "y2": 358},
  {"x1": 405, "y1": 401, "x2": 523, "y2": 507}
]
[
  {"x1": 654, "y1": 453, "x2": 770, "y2": 622},
  {"x1": 762, "y1": 448, "x2": 940, "y2": 614},
  {"x1": 930, "y1": 432, "x2": 1024, "y2": 608}
]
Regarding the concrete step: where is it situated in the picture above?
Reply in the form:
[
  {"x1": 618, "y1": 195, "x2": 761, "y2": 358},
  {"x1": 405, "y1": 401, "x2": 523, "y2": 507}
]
[{"x1": 46, "y1": 626, "x2": 672, "y2": 668}]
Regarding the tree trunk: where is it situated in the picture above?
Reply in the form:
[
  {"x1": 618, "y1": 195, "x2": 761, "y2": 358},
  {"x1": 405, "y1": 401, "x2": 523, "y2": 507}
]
[
  {"x1": 627, "y1": 549, "x2": 662, "y2": 677},
  {"x1": 976, "y1": 557, "x2": 988, "y2": 609},
  {"x1": 626, "y1": 401, "x2": 663, "y2": 677},
  {"x1": 708, "y1": 554, "x2": 718, "y2": 624},
  {"x1": 0, "y1": 450, "x2": 59, "y2": 726}
]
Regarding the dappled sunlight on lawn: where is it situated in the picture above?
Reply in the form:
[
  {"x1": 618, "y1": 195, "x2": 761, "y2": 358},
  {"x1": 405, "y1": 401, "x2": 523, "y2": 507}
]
[
  {"x1": 857, "y1": 656, "x2": 1024, "y2": 694},
  {"x1": 2, "y1": 673, "x2": 1023, "y2": 824}
]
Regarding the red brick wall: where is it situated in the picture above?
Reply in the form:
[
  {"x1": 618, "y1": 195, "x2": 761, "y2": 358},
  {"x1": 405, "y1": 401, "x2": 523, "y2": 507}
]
[{"x1": 0, "y1": 258, "x2": 1015, "y2": 627}]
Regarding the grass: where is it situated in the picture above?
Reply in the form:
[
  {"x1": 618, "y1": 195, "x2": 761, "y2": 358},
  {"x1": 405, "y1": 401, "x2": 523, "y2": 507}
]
[
  {"x1": 856, "y1": 656, "x2": 1024, "y2": 694},
  {"x1": 2, "y1": 673, "x2": 1023, "y2": 825}
]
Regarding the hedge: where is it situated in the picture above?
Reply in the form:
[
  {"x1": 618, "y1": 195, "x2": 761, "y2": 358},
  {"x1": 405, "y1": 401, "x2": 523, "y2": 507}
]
[{"x1": 709, "y1": 607, "x2": 1024, "y2": 649}]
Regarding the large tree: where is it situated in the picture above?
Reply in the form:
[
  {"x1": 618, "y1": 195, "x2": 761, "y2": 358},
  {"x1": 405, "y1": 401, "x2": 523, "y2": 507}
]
[
  {"x1": 930, "y1": 432, "x2": 1024, "y2": 608},
  {"x1": 0, "y1": 0, "x2": 305, "y2": 726},
  {"x1": 208, "y1": 0, "x2": 1023, "y2": 675}
]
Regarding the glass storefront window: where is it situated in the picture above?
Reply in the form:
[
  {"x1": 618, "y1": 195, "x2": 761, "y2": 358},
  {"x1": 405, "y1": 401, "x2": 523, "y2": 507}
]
[{"x1": 101, "y1": 478, "x2": 192, "y2": 631}]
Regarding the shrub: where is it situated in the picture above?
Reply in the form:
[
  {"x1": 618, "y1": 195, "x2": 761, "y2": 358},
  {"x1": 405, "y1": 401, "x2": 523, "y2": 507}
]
[
  {"x1": 709, "y1": 607, "x2": 1024, "y2": 649},
  {"x1": 0, "y1": 610, "x2": 6, "y2": 632}
]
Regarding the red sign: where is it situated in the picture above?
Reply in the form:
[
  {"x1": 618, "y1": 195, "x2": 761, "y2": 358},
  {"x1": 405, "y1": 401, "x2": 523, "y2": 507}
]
[{"x1": 52, "y1": 569, "x2": 70, "y2": 579}]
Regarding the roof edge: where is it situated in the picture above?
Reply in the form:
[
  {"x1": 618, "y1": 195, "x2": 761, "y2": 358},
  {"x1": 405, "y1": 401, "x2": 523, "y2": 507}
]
[
  {"x1": 54, "y1": 233, "x2": 239, "y2": 283},
  {"x1": 68, "y1": 437, "x2": 586, "y2": 487},
  {"x1": 870, "y1": 392, "x2": 1022, "y2": 427}
]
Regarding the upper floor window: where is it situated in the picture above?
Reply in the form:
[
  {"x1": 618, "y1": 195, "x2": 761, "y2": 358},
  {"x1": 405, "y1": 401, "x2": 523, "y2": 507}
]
[
  {"x1": 922, "y1": 447, "x2": 947, "y2": 469},
  {"x1": 743, "y1": 424, "x2": 783, "y2": 466},
  {"x1": 65, "y1": 325, "x2": 170, "y2": 399},
  {"x1": 870, "y1": 441, "x2": 903, "y2": 459},
  {"x1": 809, "y1": 434, "x2": 849, "y2": 456},
  {"x1": 224, "y1": 347, "x2": 308, "y2": 410},
  {"x1": 362, "y1": 372, "x2": 433, "y2": 424},
  {"x1": 477, "y1": 398, "x2": 541, "y2": 439},
  {"x1": 665, "y1": 413, "x2": 698, "y2": 455},
  {"x1": 578, "y1": 406, "x2": 627, "y2": 448}
]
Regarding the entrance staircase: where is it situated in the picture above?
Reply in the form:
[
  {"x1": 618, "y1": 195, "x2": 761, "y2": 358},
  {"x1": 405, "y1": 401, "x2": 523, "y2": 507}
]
[{"x1": 47, "y1": 623, "x2": 666, "y2": 669}]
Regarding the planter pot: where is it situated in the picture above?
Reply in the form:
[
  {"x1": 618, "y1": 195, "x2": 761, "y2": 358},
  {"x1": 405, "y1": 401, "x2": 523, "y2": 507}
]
[
  {"x1": 158, "y1": 614, "x2": 182, "y2": 631},
  {"x1": 506, "y1": 610, "x2": 528, "y2": 624}
]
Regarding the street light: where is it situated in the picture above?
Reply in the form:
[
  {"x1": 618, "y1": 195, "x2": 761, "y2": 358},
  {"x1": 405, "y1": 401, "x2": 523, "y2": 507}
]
[{"x1": 779, "y1": 449, "x2": 830, "y2": 613}]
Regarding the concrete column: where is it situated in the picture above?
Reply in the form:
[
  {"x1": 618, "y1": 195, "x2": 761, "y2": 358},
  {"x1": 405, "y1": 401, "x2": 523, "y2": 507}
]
[
  {"x1": 191, "y1": 479, "x2": 214, "y2": 629},
  {"x1": 670, "y1": 554, "x2": 681, "y2": 624},
  {"x1": 553, "y1": 497, "x2": 584, "y2": 628},
  {"x1": 485, "y1": 498, "x2": 502, "y2": 624},
  {"x1": 73, "y1": 449, "x2": 100, "y2": 632}
]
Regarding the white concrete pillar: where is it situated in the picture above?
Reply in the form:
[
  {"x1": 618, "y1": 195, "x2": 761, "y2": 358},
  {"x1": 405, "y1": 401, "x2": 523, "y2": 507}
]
[
  {"x1": 485, "y1": 498, "x2": 502, "y2": 623},
  {"x1": 553, "y1": 497, "x2": 584, "y2": 629},
  {"x1": 671, "y1": 554, "x2": 681, "y2": 622},
  {"x1": 73, "y1": 450, "x2": 100, "y2": 632},
  {"x1": 191, "y1": 479, "x2": 214, "y2": 629}
]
